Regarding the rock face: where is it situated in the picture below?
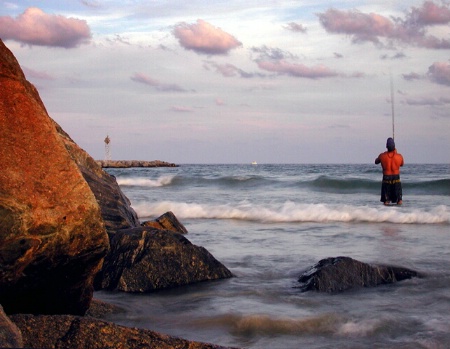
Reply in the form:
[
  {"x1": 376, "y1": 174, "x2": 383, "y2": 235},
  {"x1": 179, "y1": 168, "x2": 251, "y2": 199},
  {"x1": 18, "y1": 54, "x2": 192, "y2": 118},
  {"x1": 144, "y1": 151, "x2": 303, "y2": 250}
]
[
  {"x1": 55, "y1": 124, "x2": 141, "y2": 233},
  {"x1": 0, "y1": 305, "x2": 23, "y2": 348},
  {"x1": 97, "y1": 160, "x2": 177, "y2": 168},
  {"x1": 11, "y1": 314, "x2": 236, "y2": 349},
  {"x1": 96, "y1": 227, "x2": 233, "y2": 292},
  {"x1": 0, "y1": 39, "x2": 109, "y2": 315},
  {"x1": 298, "y1": 256, "x2": 420, "y2": 293},
  {"x1": 141, "y1": 211, "x2": 188, "y2": 234}
]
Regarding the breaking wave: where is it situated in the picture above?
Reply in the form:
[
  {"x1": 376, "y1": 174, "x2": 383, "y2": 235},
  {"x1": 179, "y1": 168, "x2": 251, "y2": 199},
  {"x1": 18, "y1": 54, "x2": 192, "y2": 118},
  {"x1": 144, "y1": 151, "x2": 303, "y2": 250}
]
[
  {"x1": 133, "y1": 201, "x2": 450, "y2": 224},
  {"x1": 116, "y1": 175, "x2": 176, "y2": 187}
]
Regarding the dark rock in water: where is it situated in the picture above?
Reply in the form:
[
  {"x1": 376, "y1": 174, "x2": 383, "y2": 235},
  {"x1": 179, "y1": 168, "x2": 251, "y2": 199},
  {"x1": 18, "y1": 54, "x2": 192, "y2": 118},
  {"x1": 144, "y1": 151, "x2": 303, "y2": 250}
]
[
  {"x1": 96, "y1": 227, "x2": 233, "y2": 292},
  {"x1": 56, "y1": 125, "x2": 141, "y2": 233},
  {"x1": 0, "y1": 39, "x2": 109, "y2": 315},
  {"x1": 97, "y1": 160, "x2": 177, "y2": 168},
  {"x1": 141, "y1": 211, "x2": 188, "y2": 234},
  {"x1": 10, "y1": 314, "x2": 237, "y2": 349},
  {"x1": 298, "y1": 256, "x2": 420, "y2": 293},
  {"x1": 0, "y1": 305, "x2": 23, "y2": 348}
]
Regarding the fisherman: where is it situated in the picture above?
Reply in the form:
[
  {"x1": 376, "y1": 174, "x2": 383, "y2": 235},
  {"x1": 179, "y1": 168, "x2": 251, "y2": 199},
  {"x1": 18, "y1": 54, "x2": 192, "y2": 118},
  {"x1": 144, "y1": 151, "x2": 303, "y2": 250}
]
[{"x1": 375, "y1": 137, "x2": 404, "y2": 205}]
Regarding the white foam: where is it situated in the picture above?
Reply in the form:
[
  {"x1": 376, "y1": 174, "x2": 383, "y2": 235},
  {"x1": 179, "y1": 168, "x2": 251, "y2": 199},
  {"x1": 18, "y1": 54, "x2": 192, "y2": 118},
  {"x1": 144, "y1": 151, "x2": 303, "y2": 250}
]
[
  {"x1": 116, "y1": 175, "x2": 175, "y2": 187},
  {"x1": 337, "y1": 319, "x2": 380, "y2": 337},
  {"x1": 133, "y1": 201, "x2": 450, "y2": 224}
]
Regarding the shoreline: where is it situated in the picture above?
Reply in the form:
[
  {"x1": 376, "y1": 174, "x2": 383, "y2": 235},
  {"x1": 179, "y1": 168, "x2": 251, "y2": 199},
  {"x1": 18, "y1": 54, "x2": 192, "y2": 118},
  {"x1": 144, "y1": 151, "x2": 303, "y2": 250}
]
[{"x1": 96, "y1": 160, "x2": 178, "y2": 168}]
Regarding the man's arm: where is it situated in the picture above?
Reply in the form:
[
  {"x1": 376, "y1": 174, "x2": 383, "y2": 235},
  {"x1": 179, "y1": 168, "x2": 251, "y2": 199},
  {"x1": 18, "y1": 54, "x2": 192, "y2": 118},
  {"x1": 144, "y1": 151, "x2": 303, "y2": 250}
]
[{"x1": 375, "y1": 155, "x2": 381, "y2": 164}]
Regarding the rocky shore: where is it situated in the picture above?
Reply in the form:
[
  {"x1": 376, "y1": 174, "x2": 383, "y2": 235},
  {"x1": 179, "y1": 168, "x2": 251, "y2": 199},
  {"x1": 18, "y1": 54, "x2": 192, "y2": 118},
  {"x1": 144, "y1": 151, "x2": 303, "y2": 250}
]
[
  {"x1": 97, "y1": 160, "x2": 178, "y2": 168},
  {"x1": 0, "y1": 38, "x2": 421, "y2": 349},
  {"x1": 0, "y1": 39, "x2": 235, "y2": 348}
]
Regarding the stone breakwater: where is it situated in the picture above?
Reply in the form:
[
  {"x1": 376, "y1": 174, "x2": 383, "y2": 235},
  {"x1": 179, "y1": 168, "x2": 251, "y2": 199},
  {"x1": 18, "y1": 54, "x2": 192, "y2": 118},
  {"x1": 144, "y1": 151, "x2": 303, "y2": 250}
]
[{"x1": 97, "y1": 160, "x2": 177, "y2": 168}]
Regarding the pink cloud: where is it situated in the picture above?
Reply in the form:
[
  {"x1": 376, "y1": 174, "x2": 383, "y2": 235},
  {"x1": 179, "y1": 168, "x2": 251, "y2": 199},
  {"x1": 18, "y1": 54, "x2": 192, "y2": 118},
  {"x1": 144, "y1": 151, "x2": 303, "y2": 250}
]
[
  {"x1": 408, "y1": 1, "x2": 450, "y2": 25},
  {"x1": 130, "y1": 73, "x2": 187, "y2": 92},
  {"x1": 257, "y1": 60, "x2": 338, "y2": 79},
  {"x1": 0, "y1": 7, "x2": 91, "y2": 48},
  {"x1": 427, "y1": 61, "x2": 450, "y2": 86},
  {"x1": 173, "y1": 19, "x2": 242, "y2": 55},
  {"x1": 318, "y1": 1, "x2": 450, "y2": 49}
]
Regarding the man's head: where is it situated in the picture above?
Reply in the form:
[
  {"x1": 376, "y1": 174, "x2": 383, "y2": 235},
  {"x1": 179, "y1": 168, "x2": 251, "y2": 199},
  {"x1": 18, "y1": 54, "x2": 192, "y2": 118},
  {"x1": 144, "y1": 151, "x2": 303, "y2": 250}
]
[{"x1": 386, "y1": 137, "x2": 395, "y2": 151}]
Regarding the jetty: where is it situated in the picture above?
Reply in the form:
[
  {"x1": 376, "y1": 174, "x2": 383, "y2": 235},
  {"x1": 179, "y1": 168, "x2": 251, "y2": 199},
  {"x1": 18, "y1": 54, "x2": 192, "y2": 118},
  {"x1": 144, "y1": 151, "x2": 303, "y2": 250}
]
[{"x1": 96, "y1": 160, "x2": 178, "y2": 168}]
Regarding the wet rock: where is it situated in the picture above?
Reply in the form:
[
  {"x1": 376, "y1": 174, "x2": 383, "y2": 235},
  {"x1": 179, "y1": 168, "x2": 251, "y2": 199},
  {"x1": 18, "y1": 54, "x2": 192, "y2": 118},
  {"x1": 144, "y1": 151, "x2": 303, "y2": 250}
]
[
  {"x1": 0, "y1": 305, "x2": 23, "y2": 348},
  {"x1": 0, "y1": 39, "x2": 109, "y2": 315},
  {"x1": 141, "y1": 211, "x2": 188, "y2": 234},
  {"x1": 10, "y1": 314, "x2": 237, "y2": 349},
  {"x1": 96, "y1": 227, "x2": 233, "y2": 292},
  {"x1": 298, "y1": 256, "x2": 420, "y2": 293},
  {"x1": 85, "y1": 299, "x2": 126, "y2": 319}
]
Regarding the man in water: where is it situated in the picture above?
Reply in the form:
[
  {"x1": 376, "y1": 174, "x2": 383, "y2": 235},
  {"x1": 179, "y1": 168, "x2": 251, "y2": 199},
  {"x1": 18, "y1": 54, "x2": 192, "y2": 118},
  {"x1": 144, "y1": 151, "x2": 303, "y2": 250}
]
[{"x1": 375, "y1": 137, "x2": 404, "y2": 205}]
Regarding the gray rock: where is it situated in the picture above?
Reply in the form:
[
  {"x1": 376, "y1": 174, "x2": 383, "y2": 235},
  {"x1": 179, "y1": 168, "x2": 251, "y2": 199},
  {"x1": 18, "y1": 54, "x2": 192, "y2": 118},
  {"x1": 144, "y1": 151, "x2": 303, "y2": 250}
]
[
  {"x1": 96, "y1": 227, "x2": 233, "y2": 292},
  {"x1": 298, "y1": 256, "x2": 420, "y2": 293}
]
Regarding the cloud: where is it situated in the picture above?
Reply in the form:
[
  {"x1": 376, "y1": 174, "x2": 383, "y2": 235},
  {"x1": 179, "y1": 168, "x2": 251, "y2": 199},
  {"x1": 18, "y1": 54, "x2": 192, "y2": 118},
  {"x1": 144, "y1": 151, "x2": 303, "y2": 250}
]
[
  {"x1": 130, "y1": 73, "x2": 187, "y2": 92},
  {"x1": 251, "y1": 45, "x2": 297, "y2": 61},
  {"x1": 284, "y1": 22, "x2": 307, "y2": 33},
  {"x1": 173, "y1": 19, "x2": 242, "y2": 55},
  {"x1": 0, "y1": 7, "x2": 91, "y2": 48},
  {"x1": 380, "y1": 52, "x2": 407, "y2": 60},
  {"x1": 405, "y1": 96, "x2": 450, "y2": 105},
  {"x1": 257, "y1": 60, "x2": 339, "y2": 79},
  {"x1": 427, "y1": 61, "x2": 450, "y2": 85},
  {"x1": 317, "y1": 1, "x2": 450, "y2": 49},
  {"x1": 402, "y1": 72, "x2": 423, "y2": 81},
  {"x1": 408, "y1": 0, "x2": 450, "y2": 25},
  {"x1": 203, "y1": 61, "x2": 259, "y2": 78},
  {"x1": 171, "y1": 106, "x2": 194, "y2": 112},
  {"x1": 22, "y1": 67, "x2": 55, "y2": 80}
]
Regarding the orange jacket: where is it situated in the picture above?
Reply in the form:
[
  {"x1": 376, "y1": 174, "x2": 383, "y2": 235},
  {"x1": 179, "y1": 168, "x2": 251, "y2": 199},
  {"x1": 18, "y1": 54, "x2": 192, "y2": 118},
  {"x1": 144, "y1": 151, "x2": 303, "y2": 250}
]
[{"x1": 375, "y1": 149, "x2": 404, "y2": 175}]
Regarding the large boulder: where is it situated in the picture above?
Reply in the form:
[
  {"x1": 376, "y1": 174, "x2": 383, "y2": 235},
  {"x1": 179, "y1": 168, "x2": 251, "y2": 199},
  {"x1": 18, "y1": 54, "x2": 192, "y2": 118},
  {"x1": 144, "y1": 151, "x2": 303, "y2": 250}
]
[
  {"x1": 298, "y1": 256, "x2": 420, "y2": 293},
  {"x1": 0, "y1": 39, "x2": 109, "y2": 315},
  {"x1": 96, "y1": 227, "x2": 233, "y2": 292},
  {"x1": 10, "y1": 314, "x2": 236, "y2": 349}
]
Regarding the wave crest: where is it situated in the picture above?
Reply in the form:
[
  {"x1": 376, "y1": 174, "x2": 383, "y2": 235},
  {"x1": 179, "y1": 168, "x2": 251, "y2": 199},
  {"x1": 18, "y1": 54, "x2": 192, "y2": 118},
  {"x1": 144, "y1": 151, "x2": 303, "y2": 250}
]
[
  {"x1": 133, "y1": 201, "x2": 450, "y2": 224},
  {"x1": 116, "y1": 175, "x2": 176, "y2": 187}
]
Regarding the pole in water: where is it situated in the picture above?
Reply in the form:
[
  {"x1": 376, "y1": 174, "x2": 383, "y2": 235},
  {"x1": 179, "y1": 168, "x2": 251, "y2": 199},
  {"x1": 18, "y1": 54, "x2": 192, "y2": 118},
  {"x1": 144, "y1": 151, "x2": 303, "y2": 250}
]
[{"x1": 390, "y1": 72, "x2": 395, "y2": 140}]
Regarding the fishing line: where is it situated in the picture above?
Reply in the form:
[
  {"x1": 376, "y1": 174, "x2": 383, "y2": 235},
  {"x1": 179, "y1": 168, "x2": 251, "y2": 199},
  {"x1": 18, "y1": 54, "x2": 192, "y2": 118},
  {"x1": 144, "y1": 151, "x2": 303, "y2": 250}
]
[{"x1": 390, "y1": 72, "x2": 395, "y2": 140}]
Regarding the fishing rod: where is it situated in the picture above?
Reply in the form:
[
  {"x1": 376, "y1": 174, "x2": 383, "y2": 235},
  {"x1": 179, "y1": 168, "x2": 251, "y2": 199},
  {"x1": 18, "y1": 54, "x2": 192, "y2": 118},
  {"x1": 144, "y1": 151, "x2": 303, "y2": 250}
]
[{"x1": 390, "y1": 72, "x2": 395, "y2": 140}]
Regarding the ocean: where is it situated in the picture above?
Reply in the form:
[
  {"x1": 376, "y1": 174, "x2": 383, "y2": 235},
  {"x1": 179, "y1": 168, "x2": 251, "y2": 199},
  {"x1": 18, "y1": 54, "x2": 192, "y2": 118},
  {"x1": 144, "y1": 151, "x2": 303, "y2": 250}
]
[{"x1": 95, "y1": 164, "x2": 450, "y2": 349}]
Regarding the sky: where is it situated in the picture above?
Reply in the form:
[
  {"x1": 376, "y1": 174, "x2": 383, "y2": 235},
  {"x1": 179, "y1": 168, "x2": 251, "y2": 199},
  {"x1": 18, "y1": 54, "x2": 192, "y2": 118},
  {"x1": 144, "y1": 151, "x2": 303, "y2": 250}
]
[{"x1": 1, "y1": 0, "x2": 449, "y2": 164}]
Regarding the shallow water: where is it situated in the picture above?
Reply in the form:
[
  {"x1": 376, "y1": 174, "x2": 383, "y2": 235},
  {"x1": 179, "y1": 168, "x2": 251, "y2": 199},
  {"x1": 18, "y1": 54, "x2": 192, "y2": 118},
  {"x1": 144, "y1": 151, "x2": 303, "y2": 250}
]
[{"x1": 96, "y1": 164, "x2": 450, "y2": 348}]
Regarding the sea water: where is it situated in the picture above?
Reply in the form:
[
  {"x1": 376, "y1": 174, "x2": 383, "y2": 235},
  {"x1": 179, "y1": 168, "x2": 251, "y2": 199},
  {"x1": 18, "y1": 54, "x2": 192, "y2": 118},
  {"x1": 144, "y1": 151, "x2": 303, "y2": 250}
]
[{"x1": 95, "y1": 164, "x2": 450, "y2": 349}]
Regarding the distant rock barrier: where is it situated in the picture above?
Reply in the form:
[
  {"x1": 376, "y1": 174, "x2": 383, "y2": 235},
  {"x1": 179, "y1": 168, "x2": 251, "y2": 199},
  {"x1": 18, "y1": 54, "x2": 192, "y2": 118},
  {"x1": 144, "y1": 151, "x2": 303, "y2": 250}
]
[{"x1": 97, "y1": 160, "x2": 177, "y2": 168}]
